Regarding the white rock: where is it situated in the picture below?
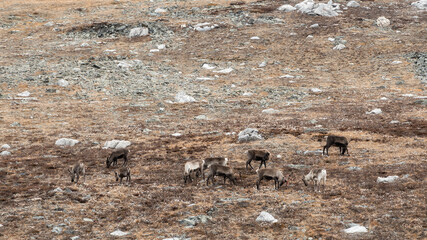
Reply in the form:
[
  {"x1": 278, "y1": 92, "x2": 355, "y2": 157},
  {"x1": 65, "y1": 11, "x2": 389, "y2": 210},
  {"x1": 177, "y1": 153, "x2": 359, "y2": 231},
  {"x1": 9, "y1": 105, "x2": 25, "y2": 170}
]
[
  {"x1": 296, "y1": 0, "x2": 339, "y2": 17},
  {"x1": 103, "y1": 140, "x2": 131, "y2": 149},
  {"x1": 250, "y1": 36, "x2": 260, "y2": 40},
  {"x1": 377, "y1": 176, "x2": 399, "y2": 183},
  {"x1": 391, "y1": 60, "x2": 402, "y2": 65},
  {"x1": 277, "y1": 154, "x2": 282, "y2": 159},
  {"x1": 150, "y1": 49, "x2": 160, "y2": 52},
  {"x1": 376, "y1": 16, "x2": 390, "y2": 27},
  {"x1": 202, "y1": 63, "x2": 216, "y2": 70},
  {"x1": 175, "y1": 91, "x2": 196, "y2": 103},
  {"x1": 310, "y1": 23, "x2": 319, "y2": 28},
  {"x1": 52, "y1": 187, "x2": 63, "y2": 192},
  {"x1": 213, "y1": 68, "x2": 234, "y2": 74},
  {"x1": 366, "y1": 108, "x2": 382, "y2": 115},
  {"x1": 259, "y1": 61, "x2": 267, "y2": 68},
  {"x1": 238, "y1": 128, "x2": 263, "y2": 142},
  {"x1": 380, "y1": 97, "x2": 388, "y2": 100},
  {"x1": 195, "y1": 115, "x2": 208, "y2": 120},
  {"x1": 110, "y1": 230, "x2": 129, "y2": 237},
  {"x1": 262, "y1": 108, "x2": 280, "y2": 114},
  {"x1": 154, "y1": 7, "x2": 167, "y2": 13},
  {"x1": 172, "y1": 133, "x2": 182, "y2": 137},
  {"x1": 0, "y1": 151, "x2": 11, "y2": 156},
  {"x1": 196, "y1": 77, "x2": 214, "y2": 81},
  {"x1": 0, "y1": 224, "x2": 3, "y2": 227},
  {"x1": 71, "y1": 236, "x2": 80, "y2": 240},
  {"x1": 83, "y1": 218, "x2": 93, "y2": 222},
  {"x1": 17, "y1": 91, "x2": 30, "y2": 97},
  {"x1": 280, "y1": 74, "x2": 295, "y2": 79},
  {"x1": 411, "y1": 0, "x2": 427, "y2": 10},
  {"x1": 390, "y1": 120, "x2": 399, "y2": 124},
  {"x1": 256, "y1": 211, "x2": 278, "y2": 223},
  {"x1": 328, "y1": 37, "x2": 335, "y2": 42},
  {"x1": 295, "y1": 0, "x2": 316, "y2": 14},
  {"x1": 57, "y1": 79, "x2": 69, "y2": 87},
  {"x1": 44, "y1": 21, "x2": 54, "y2": 27},
  {"x1": 55, "y1": 138, "x2": 79, "y2": 147},
  {"x1": 277, "y1": 4, "x2": 296, "y2": 12},
  {"x1": 194, "y1": 23, "x2": 218, "y2": 32},
  {"x1": 333, "y1": 44, "x2": 346, "y2": 50},
  {"x1": 242, "y1": 92, "x2": 253, "y2": 96},
  {"x1": 128, "y1": 27, "x2": 149, "y2": 38},
  {"x1": 157, "y1": 44, "x2": 166, "y2": 49},
  {"x1": 1, "y1": 144, "x2": 10, "y2": 149},
  {"x1": 347, "y1": 1, "x2": 360, "y2": 7},
  {"x1": 310, "y1": 88, "x2": 322, "y2": 93},
  {"x1": 344, "y1": 225, "x2": 368, "y2": 233},
  {"x1": 117, "y1": 61, "x2": 133, "y2": 69}
]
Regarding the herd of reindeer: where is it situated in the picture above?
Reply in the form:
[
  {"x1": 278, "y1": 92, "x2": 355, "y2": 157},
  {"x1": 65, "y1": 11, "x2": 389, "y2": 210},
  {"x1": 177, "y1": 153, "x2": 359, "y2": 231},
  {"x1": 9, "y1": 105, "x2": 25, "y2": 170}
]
[{"x1": 67, "y1": 135, "x2": 349, "y2": 192}]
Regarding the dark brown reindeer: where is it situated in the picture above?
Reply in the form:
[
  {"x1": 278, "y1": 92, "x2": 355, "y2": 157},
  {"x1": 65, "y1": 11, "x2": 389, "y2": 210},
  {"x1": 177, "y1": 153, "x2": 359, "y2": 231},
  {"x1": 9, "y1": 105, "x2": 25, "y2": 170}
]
[
  {"x1": 256, "y1": 168, "x2": 287, "y2": 190},
  {"x1": 323, "y1": 135, "x2": 349, "y2": 156},
  {"x1": 246, "y1": 149, "x2": 270, "y2": 170},
  {"x1": 68, "y1": 163, "x2": 86, "y2": 184},
  {"x1": 206, "y1": 164, "x2": 236, "y2": 186},
  {"x1": 115, "y1": 167, "x2": 131, "y2": 184},
  {"x1": 106, "y1": 148, "x2": 129, "y2": 168},
  {"x1": 201, "y1": 157, "x2": 228, "y2": 179}
]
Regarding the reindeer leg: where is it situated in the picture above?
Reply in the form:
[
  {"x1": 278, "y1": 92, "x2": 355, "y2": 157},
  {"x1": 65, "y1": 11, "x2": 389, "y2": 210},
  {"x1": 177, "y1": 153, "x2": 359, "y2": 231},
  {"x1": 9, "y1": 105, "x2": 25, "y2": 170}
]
[
  {"x1": 256, "y1": 179, "x2": 261, "y2": 190},
  {"x1": 258, "y1": 161, "x2": 263, "y2": 170}
]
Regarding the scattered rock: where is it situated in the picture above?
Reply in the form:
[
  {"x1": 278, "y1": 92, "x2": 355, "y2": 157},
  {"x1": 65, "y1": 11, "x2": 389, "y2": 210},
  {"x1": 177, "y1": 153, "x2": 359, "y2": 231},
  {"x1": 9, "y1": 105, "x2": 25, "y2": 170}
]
[
  {"x1": 333, "y1": 44, "x2": 346, "y2": 50},
  {"x1": 213, "y1": 67, "x2": 234, "y2": 74},
  {"x1": 366, "y1": 108, "x2": 382, "y2": 114},
  {"x1": 287, "y1": 164, "x2": 309, "y2": 169},
  {"x1": 262, "y1": 108, "x2": 280, "y2": 114},
  {"x1": 250, "y1": 36, "x2": 260, "y2": 40},
  {"x1": 256, "y1": 211, "x2": 278, "y2": 223},
  {"x1": 310, "y1": 88, "x2": 322, "y2": 93},
  {"x1": 242, "y1": 92, "x2": 253, "y2": 96},
  {"x1": 348, "y1": 166, "x2": 361, "y2": 171},
  {"x1": 377, "y1": 176, "x2": 399, "y2": 183},
  {"x1": 390, "y1": 120, "x2": 400, "y2": 124},
  {"x1": 194, "y1": 23, "x2": 218, "y2": 32},
  {"x1": 52, "y1": 187, "x2": 63, "y2": 193},
  {"x1": 310, "y1": 23, "x2": 319, "y2": 28},
  {"x1": 1, "y1": 149, "x2": 12, "y2": 156},
  {"x1": 58, "y1": 79, "x2": 69, "y2": 87},
  {"x1": 17, "y1": 91, "x2": 30, "y2": 97},
  {"x1": 33, "y1": 216, "x2": 45, "y2": 220},
  {"x1": 411, "y1": 0, "x2": 427, "y2": 10},
  {"x1": 277, "y1": 4, "x2": 296, "y2": 12},
  {"x1": 1, "y1": 144, "x2": 10, "y2": 149},
  {"x1": 238, "y1": 128, "x2": 263, "y2": 142},
  {"x1": 71, "y1": 236, "x2": 80, "y2": 240},
  {"x1": 103, "y1": 140, "x2": 131, "y2": 149},
  {"x1": 179, "y1": 215, "x2": 211, "y2": 227},
  {"x1": 55, "y1": 138, "x2": 79, "y2": 147},
  {"x1": 376, "y1": 16, "x2": 390, "y2": 28},
  {"x1": 414, "y1": 99, "x2": 427, "y2": 105},
  {"x1": 172, "y1": 133, "x2": 182, "y2": 137},
  {"x1": 110, "y1": 230, "x2": 129, "y2": 236},
  {"x1": 344, "y1": 225, "x2": 368, "y2": 233},
  {"x1": 202, "y1": 63, "x2": 216, "y2": 70},
  {"x1": 128, "y1": 27, "x2": 149, "y2": 38},
  {"x1": 175, "y1": 91, "x2": 196, "y2": 103},
  {"x1": 52, "y1": 226, "x2": 62, "y2": 234},
  {"x1": 259, "y1": 61, "x2": 267, "y2": 68},
  {"x1": 391, "y1": 60, "x2": 402, "y2": 65},
  {"x1": 295, "y1": 0, "x2": 340, "y2": 17},
  {"x1": 154, "y1": 8, "x2": 168, "y2": 13},
  {"x1": 83, "y1": 218, "x2": 93, "y2": 222},
  {"x1": 194, "y1": 115, "x2": 208, "y2": 120},
  {"x1": 280, "y1": 74, "x2": 295, "y2": 78},
  {"x1": 347, "y1": 1, "x2": 360, "y2": 7}
]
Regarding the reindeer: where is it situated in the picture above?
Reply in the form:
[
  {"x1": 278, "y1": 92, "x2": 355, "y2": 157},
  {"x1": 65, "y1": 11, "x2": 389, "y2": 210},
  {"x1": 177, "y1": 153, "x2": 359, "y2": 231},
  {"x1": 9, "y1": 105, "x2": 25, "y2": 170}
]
[
  {"x1": 323, "y1": 135, "x2": 349, "y2": 156},
  {"x1": 246, "y1": 149, "x2": 270, "y2": 170},
  {"x1": 302, "y1": 169, "x2": 327, "y2": 192},
  {"x1": 106, "y1": 148, "x2": 129, "y2": 168},
  {"x1": 184, "y1": 160, "x2": 201, "y2": 183},
  {"x1": 256, "y1": 168, "x2": 287, "y2": 190},
  {"x1": 68, "y1": 163, "x2": 86, "y2": 183},
  {"x1": 115, "y1": 167, "x2": 131, "y2": 184},
  {"x1": 201, "y1": 157, "x2": 228, "y2": 179},
  {"x1": 206, "y1": 164, "x2": 236, "y2": 186}
]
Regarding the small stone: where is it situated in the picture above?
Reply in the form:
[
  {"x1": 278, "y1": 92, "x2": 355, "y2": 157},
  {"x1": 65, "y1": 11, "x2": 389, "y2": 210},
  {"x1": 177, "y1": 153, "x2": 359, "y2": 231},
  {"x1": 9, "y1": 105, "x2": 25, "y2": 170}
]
[
  {"x1": 333, "y1": 44, "x2": 346, "y2": 50},
  {"x1": 391, "y1": 60, "x2": 402, "y2": 65},
  {"x1": 110, "y1": 230, "x2": 129, "y2": 236},
  {"x1": 52, "y1": 226, "x2": 62, "y2": 234},
  {"x1": 0, "y1": 151, "x2": 11, "y2": 156},
  {"x1": 310, "y1": 23, "x2": 319, "y2": 28},
  {"x1": 377, "y1": 176, "x2": 399, "y2": 183},
  {"x1": 213, "y1": 68, "x2": 233, "y2": 74},
  {"x1": 128, "y1": 27, "x2": 149, "y2": 38},
  {"x1": 157, "y1": 44, "x2": 166, "y2": 49},
  {"x1": 411, "y1": 0, "x2": 427, "y2": 10},
  {"x1": 81, "y1": 42, "x2": 89, "y2": 47},
  {"x1": 366, "y1": 108, "x2": 382, "y2": 115},
  {"x1": 83, "y1": 218, "x2": 93, "y2": 222},
  {"x1": 103, "y1": 140, "x2": 131, "y2": 149},
  {"x1": 55, "y1": 138, "x2": 79, "y2": 147},
  {"x1": 259, "y1": 61, "x2": 267, "y2": 68},
  {"x1": 154, "y1": 7, "x2": 167, "y2": 13},
  {"x1": 202, "y1": 63, "x2": 216, "y2": 70},
  {"x1": 175, "y1": 91, "x2": 196, "y2": 103},
  {"x1": 172, "y1": 133, "x2": 182, "y2": 137},
  {"x1": 1, "y1": 144, "x2": 10, "y2": 149},
  {"x1": 195, "y1": 115, "x2": 208, "y2": 120},
  {"x1": 242, "y1": 92, "x2": 253, "y2": 96},
  {"x1": 71, "y1": 236, "x2": 80, "y2": 240},
  {"x1": 262, "y1": 108, "x2": 279, "y2": 114},
  {"x1": 58, "y1": 79, "x2": 69, "y2": 87},
  {"x1": 33, "y1": 216, "x2": 44, "y2": 220},
  {"x1": 390, "y1": 120, "x2": 399, "y2": 124},
  {"x1": 238, "y1": 128, "x2": 263, "y2": 142},
  {"x1": 376, "y1": 16, "x2": 390, "y2": 28},
  {"x1": 344, "y1": 225, "x2": 368, "y2": 233},
  {"x1": 347, "y1": 1, "x2": 360, "y2": 7},
  {"x1": 348, "y1": 166, "x2": 361, "y2": 171},
  {"x1": 310, "y1": 88, "x2": 322, "y2": 93},
  {"x1": 17, "y1": 91, "x2": 30, "y2": 97},
  {"x1": 277, "y1": 4, "x2": 296, "y2": 12},
  {"x1": 256, "y1": 211, "x2": 278, "y2": 223},
  {"x1": 52, "y1": 187, "x2": 63, "y2": 192},
  {"x1": 250, "y1": 36, "x2": 260, "y2": 40}
]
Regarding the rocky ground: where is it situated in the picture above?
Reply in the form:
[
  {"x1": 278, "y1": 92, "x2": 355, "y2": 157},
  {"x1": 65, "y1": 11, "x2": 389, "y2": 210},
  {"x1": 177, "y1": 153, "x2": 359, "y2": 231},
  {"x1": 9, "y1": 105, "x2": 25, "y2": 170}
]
[{"x1": 0, "y1": 0, "x2": 426, "y2": 239}]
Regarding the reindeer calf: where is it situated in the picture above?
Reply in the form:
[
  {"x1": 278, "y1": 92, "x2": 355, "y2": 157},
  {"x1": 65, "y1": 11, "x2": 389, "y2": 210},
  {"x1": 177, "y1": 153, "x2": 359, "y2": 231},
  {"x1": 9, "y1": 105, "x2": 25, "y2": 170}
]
[
  {"x1": 201, "y1": 157, "x2": 228, "y2": 179},
  {"x1": 323, "y1": 135, "x2": 349, "y2": 156},
  {"x1": 115, "y1": 167, "x2": 131, "y2": 184},
  {"x1": 256, "y1": 168, "x2": 287, "y2": 190},
  {"x1": 106, "y1": 148, "x2": 129, "y2": 168},
  {"x1": 184, "y1": 160, "x2": 201, "y2": 183},
  {"x1": 246, "y1": 149, "x2": 270, "y2": 170},
  {"x1": 68, "y1": 163, "x2": 86, "y2": 183},
  {"x1": 206, "y1": 164, "x2": 236, "y2": 186},
  {"x1": 302, "y1": 169, "x2": 327, "y2": 192}
]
